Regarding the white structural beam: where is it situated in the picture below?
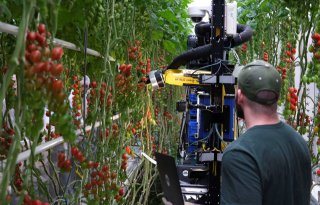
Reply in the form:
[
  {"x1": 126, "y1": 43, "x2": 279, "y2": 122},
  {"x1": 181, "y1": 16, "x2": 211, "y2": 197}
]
[{"x1": 0, "y1": 21, "x2": 115, "y2": 61}]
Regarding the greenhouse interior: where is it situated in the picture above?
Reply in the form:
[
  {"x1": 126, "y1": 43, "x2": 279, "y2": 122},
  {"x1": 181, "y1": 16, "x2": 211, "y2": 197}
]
[{"x1": 0, "y1": 0, "x2": 319, "y2": 204}]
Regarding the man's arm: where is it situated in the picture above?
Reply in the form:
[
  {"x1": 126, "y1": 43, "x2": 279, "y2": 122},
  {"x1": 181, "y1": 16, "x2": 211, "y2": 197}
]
[{"x1": 221, "y1": 150, "x2": 262, "y2": 205}]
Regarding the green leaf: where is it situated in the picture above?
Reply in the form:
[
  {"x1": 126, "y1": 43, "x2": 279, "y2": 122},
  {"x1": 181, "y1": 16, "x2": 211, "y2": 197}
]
[
  {"x1": 151, "y1": 30, "x2": 164, "y2": 41},
  {"x1": 246, "y1": 10, "x2": 257, "y2": 18},
  {"x1": 0, "y1": 3, "x2": 12, "y2": 19},
  {"x1": 246, "y1": 19, "x2": 257, "y2": 30},
  {"x1": 258, "y1": 0, "x2": 270, "y2": 12},
  {"x1": 277, "y1": 8, "x2": 289, "y2": 18},
  {"x1": 158, "y1": 8, "x2": 178, "y2": 22},
  {"x1": 163, "y1": 40, "x2": 176, "y2": 54}
]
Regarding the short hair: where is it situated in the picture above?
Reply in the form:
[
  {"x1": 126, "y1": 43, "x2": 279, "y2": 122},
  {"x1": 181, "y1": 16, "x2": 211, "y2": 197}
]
[{"x1": 245, "y1": 94, "x2": 278, "y2": 114}]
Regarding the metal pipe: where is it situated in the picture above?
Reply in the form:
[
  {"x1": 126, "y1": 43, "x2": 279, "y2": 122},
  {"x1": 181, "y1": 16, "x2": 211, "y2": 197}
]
[{"x1": 1, "y1": 111, "x2": 124, "y2": 166}]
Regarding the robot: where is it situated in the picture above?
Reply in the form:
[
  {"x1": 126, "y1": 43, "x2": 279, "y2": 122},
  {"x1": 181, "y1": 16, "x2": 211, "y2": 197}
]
[{"x1": 148, "y1": 0, "x2": 253, "y2": 204}]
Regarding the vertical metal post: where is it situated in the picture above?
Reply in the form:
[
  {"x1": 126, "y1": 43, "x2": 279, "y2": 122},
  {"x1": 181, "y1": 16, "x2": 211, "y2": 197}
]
[{"x1": 208, "y1": 0, "x2": 225, "y2": 204}]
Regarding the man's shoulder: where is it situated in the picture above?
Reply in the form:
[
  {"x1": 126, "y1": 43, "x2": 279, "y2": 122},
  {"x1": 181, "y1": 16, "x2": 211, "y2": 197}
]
[{"x1": 223, "y1": 135, "x2": 253, "y2": 158}]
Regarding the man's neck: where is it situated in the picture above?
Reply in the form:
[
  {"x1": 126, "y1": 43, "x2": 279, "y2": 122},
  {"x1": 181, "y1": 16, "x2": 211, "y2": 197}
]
[{"x1": 244, "y1": 112, "x2": 280, "y2": 129}]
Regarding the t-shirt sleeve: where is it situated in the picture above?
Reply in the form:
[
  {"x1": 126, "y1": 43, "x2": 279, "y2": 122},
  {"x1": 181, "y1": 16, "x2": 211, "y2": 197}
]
[{"x1": 220, "y1": 149, "x2": 262, "y2": 205}]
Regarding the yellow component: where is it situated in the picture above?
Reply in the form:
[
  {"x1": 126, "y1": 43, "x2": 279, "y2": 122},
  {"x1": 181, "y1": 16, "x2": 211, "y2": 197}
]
[
  {"x1": 75, "y1": 167, "x2": 83, "y2": 179},
  {"x1": 163, "y1": 69, "x2": 210, "y2": 86},
  {"x1": 221, "y1": 141, "x2": 227, "y2": 151},
  {"x1": 221, "y1": 85, "x2": 226, "y2": 139},
  {"x1": 202, "y1": 143, "x2": 206, "y2": 150}
]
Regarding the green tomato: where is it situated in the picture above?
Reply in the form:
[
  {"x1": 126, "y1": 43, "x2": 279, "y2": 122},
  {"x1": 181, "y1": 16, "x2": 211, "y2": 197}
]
[
  {"x1": 309, "y1": 45, "x2": 315, "y2": 53},
  {"x1": 302, "y1": 75, "x2": 308, "y2": 83}
]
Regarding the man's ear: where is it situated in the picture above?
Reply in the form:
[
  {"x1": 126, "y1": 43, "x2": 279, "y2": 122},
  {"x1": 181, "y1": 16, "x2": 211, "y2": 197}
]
[{"x1": 236, "y1": 89, "x2": 244, "y2": 104}]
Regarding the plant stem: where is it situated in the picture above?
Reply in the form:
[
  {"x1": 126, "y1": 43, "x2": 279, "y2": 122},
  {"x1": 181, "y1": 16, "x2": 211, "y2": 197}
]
[{"x1": 0, "y1": 1, "x2": 35, "y2": 203}]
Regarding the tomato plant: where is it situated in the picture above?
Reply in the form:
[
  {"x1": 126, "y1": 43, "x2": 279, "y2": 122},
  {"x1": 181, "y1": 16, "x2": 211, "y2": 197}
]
[{"x1": 2, "y1": 0, "x2": 319, "y2": 204}]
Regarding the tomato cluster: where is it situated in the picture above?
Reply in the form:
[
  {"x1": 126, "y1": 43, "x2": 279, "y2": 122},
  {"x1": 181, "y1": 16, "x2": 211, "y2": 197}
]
[
  {"x1": 125, "y1": 146, "x2": 132, "y2": 156},
  {"x1": 284, "y1": 42, "x2": 296, "y2": 63},
  {"x1": 241, "y1": 43, "x2": 248, "y2": 53},
  {"x1": 25, "y1": 24, "x2": 66, "y2": 104},
  {"x1": 23, "y1": 194, "x2": 49, "y2": 205},
  {"x1": 71, "y1": 146, "x2": 86, "y2": 163},
  {"x1": 304, "y1": 32, "x2": 320, "y2": 84},
  {"x1": 121, "y1": 153, "x2": 128, "y2": 171},
  {"x1": 70, "y1": 76, "x2": 82, "y2": 129},
  {"x1": 83, "y1": 161, "x2": 125, "y2": 203},
  {"x1": 24, "y1": 24, "x2": 77, "y2": 143},
  {"x1": 163, "y1": 111, "x2": 173, "y2": 120},
  {"x1": 315, "y1": 102, "x2": 320, "y2": 135},
  {"x1": 128, "y1": 40, "x2": 142, "y2": 61},
  {"x1": 116, "y1": 64, "x2": 136, "y2": 94},
  {"x1": 104, "y1": 128, "x2": 110, "y2": 140},
  {"x1": 87, "y1": 81, "x2": 113, "y2": 123},
  {"x1": 311, "y1": 32, "x2": 320, "y2": 59},
  {"x1": 298, "y1": 113, "x2": 311, "y2": 127},
  {"x1": 263, "y1": 51, "x2": 269, "y2": 62},
  {"x1": 57, "y1": 152, "x2": 72, "y2": 172},
  {"x1": 13, "y1": 163, "x2": 23, "y2": 191},
  {"x1": 0, "y1": 125, "x2": 14, "y2": 160},
  {"x1": 277, "y1": 65, "x2": 287, "y2": 80},
  {"x1": 287, "y1": 87, "x2": 298, "y2": 111}
]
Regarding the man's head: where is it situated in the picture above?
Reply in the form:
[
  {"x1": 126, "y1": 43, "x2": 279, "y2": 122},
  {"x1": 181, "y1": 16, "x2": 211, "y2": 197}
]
[{"x1": 236, "y1": 60, "x2": 282, "y2": 119}]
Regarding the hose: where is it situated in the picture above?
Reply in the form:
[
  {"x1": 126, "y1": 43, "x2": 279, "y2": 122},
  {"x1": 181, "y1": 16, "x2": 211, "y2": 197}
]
[{"x1": 166, "y1": 24, "x2": 253, "y2": 70}]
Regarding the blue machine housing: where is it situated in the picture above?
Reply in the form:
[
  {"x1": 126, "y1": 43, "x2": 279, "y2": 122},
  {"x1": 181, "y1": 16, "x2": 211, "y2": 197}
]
[{"x1": 186, "y1": 91, "x2": 236, "y2": 153}]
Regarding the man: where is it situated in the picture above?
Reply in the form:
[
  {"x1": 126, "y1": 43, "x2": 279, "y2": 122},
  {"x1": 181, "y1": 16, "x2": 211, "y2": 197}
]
[{"x1": 221, "y1": 60, "x2": 311, "y2": 205}]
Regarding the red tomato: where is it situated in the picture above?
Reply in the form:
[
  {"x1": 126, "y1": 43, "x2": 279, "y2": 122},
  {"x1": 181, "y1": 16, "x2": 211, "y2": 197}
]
[
  {"x1": 52, "y1": 80, "x2": 63, "y2": 93},
  {"x1": 34, "y1": 62, "x2": 46, "y2": 73},
  {"x1": 312, "y1": 33, "x2": 320, "y2": 41},
  {"x1": 51, "y1": 47, "x2": 64, "y2": 60},
  {"x1": 63, "y1": 160, "x2": 71, "y2": 169},
  {"x1": 94, "y1": 162, "x2": 99, "y2": 169},
  {"x1": 36, "y1": 33, "x2": 46, "y2": 46},
  {"x1": 122, "y1": 153, "x2": 128, "y2": 160},
  {"x1": 27, "y1": 44, "x2": 37, "y2": 52},
  {"x1": 125, "y1": 146, "x2": 131, "y2": 155},
  {"x1": 33, "y1": 199, "x2": 42, "y2": 205},
  {"x1": 51, "y1": 64, "x2": 64, "y2": 76},
  {"x1": 119, "y1": 64, "x2": 126, "y2": 72},
  {"x1": 286, "y1": 51, "x2": 292, "y2": 57},
  {"x1": 103, "y1": 165, "x2": 109, "y2": 172},
  {"x1": 114, "y1": 195, "x2": 121, "y2": 201},
  {"x1": 286, "y1": 42, "x2": 292, "y2": 49},
  {"x1": 118, "y1": 187, "x2": 125, "y2": 196},
  {"x1": 112, "y1": 123, "x2": 118, "y2": 130},
  {"x1": 121, "y1": 162, "x2": 127, "y2": 170},
  {"x1": 27, "y1": 32, "x2": 36, "y2": 41},
  {"x1": 30, "y1": 50, "x2": 41, "y2": 63},
  {"x1": 141, "y1": 77, "x2": 148, "y2": 82},
  {"x1": 90, "y1": 81, "x2": 97, "y2": 88},
  {"x1": 111, "y1": 172, "x2": 117, "y2": 179},
  {"x1": 58, "y1": 152, "x2": 65, "y2": 162},
  {"x1": 71, "y1": 146, "x2": 78, "y2": 156},
  {"x1": 38, "y1": 24, "x2": 46, "y2": 34},
  {"x1": 288, "y1": 87, "x2": 295, "y2": 93}
]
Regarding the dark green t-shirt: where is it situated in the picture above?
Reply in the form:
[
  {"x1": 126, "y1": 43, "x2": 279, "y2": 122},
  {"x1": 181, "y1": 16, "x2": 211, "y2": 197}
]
[{"x1": 221, "y1": 121, "x2": 311, "y2": 205}]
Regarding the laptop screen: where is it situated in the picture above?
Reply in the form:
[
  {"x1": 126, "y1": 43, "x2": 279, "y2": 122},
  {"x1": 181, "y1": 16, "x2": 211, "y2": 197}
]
[{"x1": 155, "y1": 152, "x2": 185, "y2": 205}]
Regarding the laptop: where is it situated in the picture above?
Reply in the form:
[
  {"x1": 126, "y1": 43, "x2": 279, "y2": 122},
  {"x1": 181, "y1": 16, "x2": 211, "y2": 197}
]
[{"x1": 155, "y1": 152, "x2": 185, "y2": 205}]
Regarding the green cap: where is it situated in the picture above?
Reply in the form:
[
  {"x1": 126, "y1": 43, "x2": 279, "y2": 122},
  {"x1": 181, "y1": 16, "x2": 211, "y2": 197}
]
[{"x1": 238, "y1": 60, "x2": 282, "y2": 105}]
